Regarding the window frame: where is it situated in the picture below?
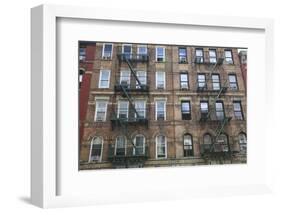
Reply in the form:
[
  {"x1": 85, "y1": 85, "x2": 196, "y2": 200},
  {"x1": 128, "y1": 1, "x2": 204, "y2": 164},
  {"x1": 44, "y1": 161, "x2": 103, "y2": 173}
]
[
  {"x1": 200, "y1": 101, "x2": 209, "y2": 114},
  {"x1": 102, "y1": 43, "x2": 113, "y2": 59},
  {"x1": 233, "y1": 101, "x2": 244, "y2": 120},
  {"x1": 98, "y1": 69, "x2": 111, "y2": 88},
  {"x1": 180, "y1": 72, "x2": 189, "y2": 89},
  {"x1": 88, "y1": 136, "x2": 103, "y2": 162},
  {"x1": 79, "y1": 46, "x2": 86, "y2": 61},
  {"x1": 94, "y1": 100, "x2": 108, "y2": 122},
  {"x1": 120, "y1": 70, "x2": 131, "y2": 86},
  {"x1": 155, "y1": 100, "x2": 166, "y2": 120},
  {"x1": 209, "y1": 49, "x2": 217, "y2": 63},
  {"x1": 156, "y1": 135, "x2": 167, "y2": 159},
  {"x1": 117, "y1": 101, "x2": 129, "y2": 120},
  {"x1": 212, "y1": 74, "x2": 221, "y2": 90},
  {"x1": 178, "y1": 47, "x2": 187, "y2": 63},
  {"x1": 181, "y1": 100, "x2": 191, "y2": 120},
  {"x1": 197, "y1": 73, "x2": 206, "y2": 89},
  {"x1": 156, "y1": 71, "x2": 166, "y2": 89},
  {"x1": 115, "y1": 136, "x2": 127, "y2": 156},
  {"x1": 122, "y1": 44, "x2": 132, "y2": 59},
  {"x1": 133, "y1": 134, "x2": 146, "y2": 155},
  {"x1": 224, "y1": 49, "x2": 234, "y2": 64},
  {"x1": 195, "y1": 48, "x2": 204, "y2": 63},
  {"x1": 155, "y1": 46, "x2": 165, "y2": 62},
  {"x1": 183, "y1": 134, "x2": 193, "y2": 157},
  {"x1": 215, "y1": 101, "x2": 225, "y2": 120},
  {"x1": 238, "y1": 133, "x2": 247, "y2": 152},
  {"x1": 228, "y1": 74, "x2": 239, "y2": 90},
  {"x1": 137, "y1": 45, "x2": 147, "y2": 55},
  {"x1": 136, "y1": 70, "x2": 147, "y2": 88},
  {"x1": 134, "y1": 100, "x2": 146, "y2": 119}
]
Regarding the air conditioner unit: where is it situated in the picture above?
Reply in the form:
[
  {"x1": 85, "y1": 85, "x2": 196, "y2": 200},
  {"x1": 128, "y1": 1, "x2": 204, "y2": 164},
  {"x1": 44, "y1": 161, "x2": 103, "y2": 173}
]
[
  {"x1": 157, "y1": 84, "x2": 164, "y2": 89},
  {"x1": 179, "y1": 57, "x2": 187, "y2": 63},
  {"x1": 96, "y1": 117, "x2": 104, "y2": 122},
  {"x1": 181, "y1": 84, "x2": 188, "y2": 89},
  {"x1": 102, "y1": 56, "x2": 111, "y2": 60}
]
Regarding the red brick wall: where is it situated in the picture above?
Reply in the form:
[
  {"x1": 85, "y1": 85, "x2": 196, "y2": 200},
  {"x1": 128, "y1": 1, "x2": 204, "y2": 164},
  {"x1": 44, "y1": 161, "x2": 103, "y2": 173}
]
[{"x1": 79, "y1": 43, "x2": 96, "y2": 143}]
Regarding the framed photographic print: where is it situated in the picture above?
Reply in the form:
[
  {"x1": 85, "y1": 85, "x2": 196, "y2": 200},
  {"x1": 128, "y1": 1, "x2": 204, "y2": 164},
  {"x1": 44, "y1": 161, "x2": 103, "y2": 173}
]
[{"x1": 31, "y1": 4, "x2": 274, "y2": 208}]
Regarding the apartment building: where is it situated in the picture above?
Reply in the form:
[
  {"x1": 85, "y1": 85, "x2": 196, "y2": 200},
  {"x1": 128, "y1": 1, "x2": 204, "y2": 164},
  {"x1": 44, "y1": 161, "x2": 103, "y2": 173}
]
[{"x1": 79, "y1": 42, "x2": 247, "y2": 170}]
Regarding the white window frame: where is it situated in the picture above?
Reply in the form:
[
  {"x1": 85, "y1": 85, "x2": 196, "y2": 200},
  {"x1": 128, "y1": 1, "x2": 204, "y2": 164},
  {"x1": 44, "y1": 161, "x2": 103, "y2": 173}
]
[
  {"x1": 155, "y1": 100, "x2": 166, "y2": 120},
  {"x1": 120, "y1": 70, "x2": 131, "y2": 86},
  {"x1": 136, "y1": 70, "x2": 147, "y2": 88},
  {"x1": 115, "y1": 136, "x2": 127, "y2": 156},
  {"x1": 117, "y1": 101, "x2": 129, "y2": 119},
  {"x1": 180, "y1": 73, "x2": 189, "y2": 89},
  {"x1": 155, "y1": 135, "x2": 167, "y2": 159},
  {"x1": 102, "y1": 43, "x2": 113, "y2": 59},
  {"x1": 134, "y1": 100, "x2": 146, "y2": 119},
  {"x1": 224, "y1": 49, "x2": 233, "y2": 64},
  {"x1": 133, "y1": 134, "x2": 146, "y2": 155},
  {"x1": 155, "y1": 46, "x2": 165, "y2": 62},
  {"x1": 94, "y1": 100, "x2": 108, "y2": 122},
  {"x1": 209, "y1": 49, "x2": 217, "y2": 63},
  {"x1": 88, "y1": 137, "x2": 103, "y2": 162},
  {"x1": 156, "y1": 71, "x2": 166, "y2": 89},
  {"x1": 98, "y1": 69, "x2": 111, "y2": 88},
  {"x1": 137, "y1": 45, "x2": 147, "y2": 55},
  {"x1": 122, "y1": 44, "x2": 132, "y2": 58}
]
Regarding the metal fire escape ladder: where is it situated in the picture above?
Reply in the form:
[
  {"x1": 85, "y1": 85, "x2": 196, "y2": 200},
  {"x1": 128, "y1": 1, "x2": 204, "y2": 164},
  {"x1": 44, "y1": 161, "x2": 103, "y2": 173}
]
[
  {"x1": 119, "y1": 84, "x2": 140, "y2": 119},
  {"x1": 124, "y1": 57, "x2": 142, "y2": 88}
]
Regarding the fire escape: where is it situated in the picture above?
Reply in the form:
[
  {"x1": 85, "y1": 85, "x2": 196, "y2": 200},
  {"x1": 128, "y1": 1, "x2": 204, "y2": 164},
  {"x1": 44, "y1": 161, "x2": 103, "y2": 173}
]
[
  {"x1": 194, "y1": 49, "x2": 233, "y2": 163},
  {"x1": 108, "y1": 46, "x2": 149, "y2": 168}
]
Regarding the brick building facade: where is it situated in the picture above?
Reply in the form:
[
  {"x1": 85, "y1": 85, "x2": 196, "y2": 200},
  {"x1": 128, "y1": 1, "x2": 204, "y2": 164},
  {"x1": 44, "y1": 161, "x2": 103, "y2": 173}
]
[{"x1": 79, "y1": 42, "x2": 247, "y2": 170}]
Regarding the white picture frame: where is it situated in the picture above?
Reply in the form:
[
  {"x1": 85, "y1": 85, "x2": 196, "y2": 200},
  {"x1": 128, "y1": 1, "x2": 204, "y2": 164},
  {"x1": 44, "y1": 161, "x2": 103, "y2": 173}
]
[{"x1": 31, "y1": 4, "x2": 274, "y2": 208}]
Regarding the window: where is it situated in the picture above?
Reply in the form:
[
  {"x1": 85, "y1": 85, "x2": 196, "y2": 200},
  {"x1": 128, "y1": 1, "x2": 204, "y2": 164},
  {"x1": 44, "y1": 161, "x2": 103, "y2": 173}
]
[
  {"x1": 89, "y1": 137, "x2": 103, "y2": 162},
  {"x1": 216, "y1": 134, "x2": 228, "y2": 152},
  {"x1": 99, "y1": 70, "x2": 110, "y2": 88},
  {"x1": 102, "y1": 43, "x2": 113, "y2": 59},
  {"x1": 134, "y1": 135, "x2": 145, "y2": 155},
  {"x1": 122, "y1": 44, "x2": 132, "y2": 59},
  {"x1": 212, "y1": 74, "x2": 220, "y2": 90},
  {"x1": 156, "y1": 71, "x2": 165, "y2": 89},
  {"x1": 118, "y1": 101, "x2": 129, "y2": 120},
  {"x1": 228, "y1": 74, "x2": 238, "y2": 90},
  {"x1": 95, "y1": 101, "x2": 108, "y2": 122},
  {"x1": 156, "y1": 47, "x2": 165, "y2": 62},
  {"x1": 156, "y1": 135, "x2": 167, "y2": 158},
  {"x1": 215, "y1": 101, "x2": 224, "y2": 120},
  {"x1": 115, "y1": 136, "x2": 126, "y2": 156},
  {"x1": 200, "y1": 101, "x2": 209, "y2": 119},
  {"x1": 137, "y1": 45, "x2": 147, "y2": 57},
  {"x1": 209, "y1": 49, "x2": 217, "y2": 63},
  {"x1": 135, "y1": 100, "x2": 146, "y2": 119},
  {"x1": 198, "y1": 74, "x2": 206, "y2": 89},
  {"x1": 203, "y1": 134, "x2": 212, "y2": 152},
  {"x1": 233, "y1": 101, "x2": 244, "y2": 120},
  {"x1": 79, "y1": 47, "x2": 86, "y2": 61},
  {"x1": 239, "y1": 133, "x2": 247, "y2": 152},
  {"x1": 155, "y1": 100, "x2": 166, "y2": 120},
  {"x1": 183, "y1": 134, "x2": 193, "y2": 157},
  {"x1": 136, "y1": 71, "x2": 147, "y2": 88},
  {"x1": 178, "y1": 47, "x2": 187, "y2": 63},
  {"x1": 195, "y1": 48, "x2": 204, "y2": 63},
  {"x1": 180, "y1": 73, "x2": 189, "y2": 89},
  {"x1": 181, "y1": 101, "x2": 191, "y2": 120},
  {"x1": 79, "y1": 69, "x2": 84, "y2": 89},
  {"x1": 225, "y1": 49, "x2": 233, "y2": 64},
  {"x1": 120, "y1": 70, "x2": 131, "y2": 87}
]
